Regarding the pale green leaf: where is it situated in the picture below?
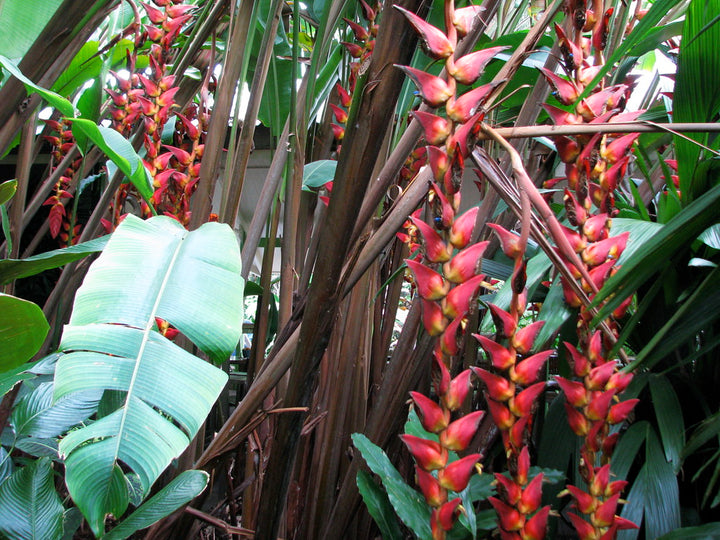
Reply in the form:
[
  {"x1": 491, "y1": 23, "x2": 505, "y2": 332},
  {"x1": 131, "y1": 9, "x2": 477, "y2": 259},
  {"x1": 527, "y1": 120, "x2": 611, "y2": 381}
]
[
  {"x1": 103, "y1": 470, "x2": 209, "y2": 540},
  {"x1": 0, "y1": 54, "x2": 76, "y2": 117},
  {"x1": 0, "y1": 179, "x2": 17, "y2": 205},
  {"x1": 0, "y1": 234, "x2": 108, "y2": 285},
  {"x1": 0, "y1": 293, "x2": 49, "y2": 373},
  {"x1": 0, "y1": 458, "x2": 64, "y2": 540},
  {"x1": 699, "y1": 224, "x2": 720, "y2": 250},
  {"x1": 302, "y1": 159, "x2": 337, "y2": 190},
  {"x1": 53, "y1": 215, "x2": 242, "y2": 536}
]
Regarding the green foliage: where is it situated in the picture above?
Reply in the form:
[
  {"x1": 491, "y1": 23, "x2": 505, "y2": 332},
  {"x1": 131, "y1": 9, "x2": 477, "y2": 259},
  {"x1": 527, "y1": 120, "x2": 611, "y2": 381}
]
[
  {"x1": 0, "y1": 458, "x2": 64, "y2": 540},
  {"x1": 0, "y1": 294, "x2": 49, "y2": 373},
  {"x1": 356, "y1": 469, "x2": 405, "y2": 540},
  {"x1": 50, "y1": 215, "x2": 242, "y2": 536}
]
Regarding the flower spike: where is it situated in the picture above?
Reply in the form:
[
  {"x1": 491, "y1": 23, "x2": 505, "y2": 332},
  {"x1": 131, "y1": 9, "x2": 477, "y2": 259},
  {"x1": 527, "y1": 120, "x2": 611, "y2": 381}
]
[
  {"x1": 394, "y1": 5, "x2": 454, "y2": 59},
  {"x1": 396, "y1": 65, "x2": 453, "y2": 107}
]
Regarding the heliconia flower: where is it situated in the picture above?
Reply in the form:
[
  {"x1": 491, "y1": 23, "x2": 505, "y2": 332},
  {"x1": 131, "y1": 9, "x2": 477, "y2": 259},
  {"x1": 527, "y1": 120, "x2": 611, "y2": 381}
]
[
  {"x1": 412, "y1": 111, "x2": 451, "y2": 146},
  {"x1": 564, "y1": 342, "x2": 590, "y2": 377},
  {"x1": 421, "y1": 298, "x2": 448, "y2": 336},
  {"x1": 395, "y1": 6, "x2": 454, "y2": 59},
  {"x1": 584, "y1": 259, "x2": 615, "y2": 292},
  {"x1": 410, "y1": 216, "x2": 453, "y2": 263},
  {"x1": 601, "y1": 133, "x2": 639, "y2": 163},
  {"x1": 489, "y1": 496, "x2": 525, "y2": 532},
  {"x1": 472, "y1": 367, "x2": 515, "y2": 402},
  {"x1": 511, "y1": 350, "x2": 553, "y2": 386},
  {"x1": 592, "y1": 7, "x2": 614, "y2": 51},
  {"x1": 429, "y1": 182, "x2": 455, "y2": 229},
  {"x1": 329, "y1": 103, "x2": 348, "y2": 124},
  {"x1": 443, "y1": 241, "x2": 489, "y2": 283},
  {"x1": 440, "y1": 412, "x2": 485, "y2": 451},
  {"x1": 555, "y1": 23, "x2": 583, "y2": 70},
  {"x1": 518, "y1": 473, "x2": 544, "y2": 514},
  {"x1": 416, "y1": 466, "x2": 445, "y2": 507},
  {"x1": 446, "y1": 82, "x2": 497, "y2": 123},
  {"x1": 560, "y1": 224, "x2": 587, "y2": 253},
  {"x1": 487, "y1": 396, "x2": 515, "y2": 430},
  {"x1": 411, "y1": 391, "x2": 450, "y2": 433},
  {"x1": 582, "y1": 213, "x2": 609, "y2": 242},
  {"x1": 342, "y1": 17, "x2": 369, "y2": 41},
  {"x1": 585, "y1": 389, "x2": 616, "y2": 421},
  {"x1": 165, "y1": 3, "x2": 194, "y2": 18},
  {"x1": 438, "y1": 453, "x2": 482, "y2": 491},
  {"x1": 542, "y1": 103, "x2": 580, "y2": 125},
  {"x1": 578, "y1": 64, "x2": 602, "y2": 86},
  {"x1": 449, "y1": 207, "x2": 479, "y2": 249},
  {"x1": 335, "y1": 83, "x2": 352, "y2": 107},
  {"x1": 565, "y1": 401, "x2": 589, "y2": 436},
  {"x1": 331, "y1": 123, "x2": 345, "y2": 140},
  {"x1": 164, "y1": 145, "x2": 192, "y2": 166},
  {"x1": 140, "y1": 1, "x2": 166, "y2": 24},
  {"x1": 450, "y1": 111, "x2": 484, "y2": 156},
  {"x1": 567, "y1": 512, "x2": 596, "y2": 540},
  {"x1": 485, "y1": 306, "x2": 515, "y2": 339},
  {"x1": 429, "y1": 355, "x2": 450, "y2": 400},
  {"x1": 589, "y1": 463, "x2": 611, "y2": 497},
  {"x1": 613, "y1": 515, "x2": 640, "y2": 531},
  {"x1": 511, "y1": 321, "x2": 545, "y2": 354},
  {"x1": 433, "y1": 498, "x2": 462, "y2": 532},
  {"x1": 507, "y1": 414, "x2": 529, "y2": 450},
  {"x1": 522, "y1": 505, "x2": 550, "y2": 540},
  {"x1": 341, "y1": 41, "x2": 364, "y2": 58},
  {"x1": 582, "y1": 231, "x2": 629, "y2": 266},
  {"x1": 565, "y1": 484, "x2": 596, "y2": 514},
  {"x1": 538, "y1": 67, "x2": 579, "y2": 105},
  {"x1": 516, "y1": 445, "x2": 531, "y2": 485},
  {"x1": 475, "y1": 334, "x2": 517, "y2": 371},
  {"x1": 560, "y1": 276, "x2": 582, "y2": 308},
  {"x1": 600, "y1": 154, "x2": 629, "y2": 192},
  {"x1": 556, "y1": 376, "x2": 588, "y2": 408},
  {"x1": 555, "y1": 136, "x2": 580, "y2": 163},
  {"x1": 442, "y1": 273, "x2": 485, "y2": 319},
  {"x1": 406, "y1": 259, "x2": 450, "y2": 300},
  {"x1": 509, "y1": 382, "x2": 545, "y2": 418},
  {"x1": 591, "y1": 493, "x2": 620, "y2": 528},
  {"x1": 453, "y1": 5, "x2": 484, "y2": 37},
  {"x1": 602, "y1": 432, "x2": 619, "y2": 456},
  {"x1": 440, "y1": 315, "x2": 464, "y2": 356},
  {"x1": 488, "y1": 223, "x2": 523, "y2": 259},
  {"x1": 450, "y1": 46, "x2": 508, "y2": 86},
  {"x1": 396, "y1": 65, "x2": 453, "y2": 107},
  {"x1": 401, "y1": 434, "x2": 449, "y2": 471},
  {"x1": 605, "y1": 370, "x2": 633, "y2": 393},
  {"x1": 494, "y1": 473, "x2": 522, "y2": 504},
  {"x1": 427, "y1": 145, "x2": 450, "y2": 181},
  {"x1": 607, "y1": 398, "x2": 639, "y2": 425},
  {"x1": 444, "y1": 369, "x2": 472, "y2": 411}
]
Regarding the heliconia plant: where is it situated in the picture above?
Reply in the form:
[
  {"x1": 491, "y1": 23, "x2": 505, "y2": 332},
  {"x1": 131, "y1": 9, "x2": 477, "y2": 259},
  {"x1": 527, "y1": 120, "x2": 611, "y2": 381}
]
[{"x1": 392, "y1": 0, "x2": 552, "y2": 537}]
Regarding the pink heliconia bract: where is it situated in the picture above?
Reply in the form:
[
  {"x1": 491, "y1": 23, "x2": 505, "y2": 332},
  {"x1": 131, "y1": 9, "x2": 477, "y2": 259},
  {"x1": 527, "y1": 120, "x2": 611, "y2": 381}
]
[
  {"x1": 438, "y1": 453, "x2": 482, "y2": 491},
  {"x1": 413, "y1": 111, "x2": 452, "y2": 146},
  {"x1": 440, "y1": 412, "x2": 485, "y2": 451},
  {"x1": 449, "y1": 206, "x2": 479, "y2": 249},
  {"x1": 411, "y1": 391, "x2": 450, "y2": 433},
  {"x1": 472, "y1": 367, "x2": 515, "y2": 402},
  {"x1": 396, "y1": 65, "x2": 453, "y2": 107},
  {"x1": 400, "y1": 435, "x2": 448, "y2": 471},
  {"x1": 394, "y1": 6, "x2": 454, "y2": 59},
  {"x1": 406, "y1": 258, "x2": 450, "y2": 300},
  {"x1": 450, "y1": 46, "x2": 509, "y2": 85}
]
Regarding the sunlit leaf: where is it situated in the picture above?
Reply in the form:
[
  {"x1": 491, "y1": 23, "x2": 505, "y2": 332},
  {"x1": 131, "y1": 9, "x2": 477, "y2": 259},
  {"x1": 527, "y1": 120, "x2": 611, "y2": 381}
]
[{"x1": 0, "y1": 294, "x2": 49, "y2": 373}]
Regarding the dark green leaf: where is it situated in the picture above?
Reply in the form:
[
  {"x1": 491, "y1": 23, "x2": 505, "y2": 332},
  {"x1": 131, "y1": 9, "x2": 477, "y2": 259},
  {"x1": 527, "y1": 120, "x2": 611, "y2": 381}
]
[
  {"x1": 0, "y1": 234, "x2": 108, "y2": 285},
  {"x1": 352, "y1": 433, "x2": 432, "y2": 539},
  {"x1": 658, "y1": 522, "x2": 720, "y2": 539},
  {"x1": 356, "y1": 469, "x2": 404, "y2": 540},
  {"x1": 682, "y1": 411, "x2": 720, "y2": 462},
  {"x1": 0, "y1": 361, "x2": 35, "y2": 397},
  {"x1": 52, "y1": 41, "x2": 102, "y2": 97},
  {"x1": 0, "y1": 458, "x2": 64, "y2": 540},
  {"x1": 0, "y1": 294, "x2": 49, "y2": 373},
  {"x1": 649, "y1": 375, "x2": 685, "y2": 472}
]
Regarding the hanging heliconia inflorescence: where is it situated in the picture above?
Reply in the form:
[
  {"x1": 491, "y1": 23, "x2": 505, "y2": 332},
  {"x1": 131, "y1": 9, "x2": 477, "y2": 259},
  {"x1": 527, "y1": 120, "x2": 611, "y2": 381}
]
[
  {"x1": 394, "y1": 1, "x2": 551, "y2": 537},
  {"x1": 535, "y1": 2, "x2": 642, "y2": 538},
  {"x1": 105, "y1": 0, "x2": 210, "y2": 229}
]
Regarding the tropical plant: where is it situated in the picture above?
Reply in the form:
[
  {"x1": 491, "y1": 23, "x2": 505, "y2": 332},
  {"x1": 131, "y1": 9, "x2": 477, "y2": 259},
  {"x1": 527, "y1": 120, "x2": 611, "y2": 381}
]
[{"x1": 0, "y1": 0, "x2": 719, "y2": 538}]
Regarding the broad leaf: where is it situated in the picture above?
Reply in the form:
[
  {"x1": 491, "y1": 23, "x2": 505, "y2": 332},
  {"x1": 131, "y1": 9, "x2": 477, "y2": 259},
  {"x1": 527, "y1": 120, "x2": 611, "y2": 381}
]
[
  {"x1": 0, "y1": 361, "x2": 35, "y2": 397},
  {"x1": 102, "y1": 470, "x2": 209, "y2": 540},
  {"x1": 356, "y1": 469, "x2": 404, "y2": 540},
  {"x1": 302, "y1": 159, "x2": 337, "y2": 190},
  {"x1": 0, "y1": 0, "x2": 63, "y2": 61},
  {"x1": 0, "y1": 458, "x2": 64, "y2": 540},
  {"x1": 53, "y1": 215, "x2": 243, "y2": 536},
  {"x1": 11, "y1": 381, "x2": 102, "y2": 439},
  {"x1": 352, "y1": 433, "x2": 432, "y2": 540},
  {"x1": 658, "y1": 522, "x2": 720, "y2": 539},
  {"x1": 649, "y1": 375, "x2": 685, "y2": 473},
  {"x1": 0, "y1": 54, "x2": 76, "y2": 117},
  {"x1": 0, "y1": 179, "x2": 17, "y2": 205},
  {"x1": 0, "y1": 293, "x2": 49, "y2": 373},
  {"x1": 0, "y1": 234, "x2": 108, "y2": 285}
]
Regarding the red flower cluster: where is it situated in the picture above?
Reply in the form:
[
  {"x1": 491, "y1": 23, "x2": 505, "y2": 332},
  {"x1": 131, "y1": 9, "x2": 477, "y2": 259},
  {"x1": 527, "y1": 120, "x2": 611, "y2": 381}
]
[
  {"x1": 105, "y1": 0, "x2": 205, "y2": 228},
  {"x1": 473, "y1": 224, "x2": 552, "y2": 540}
]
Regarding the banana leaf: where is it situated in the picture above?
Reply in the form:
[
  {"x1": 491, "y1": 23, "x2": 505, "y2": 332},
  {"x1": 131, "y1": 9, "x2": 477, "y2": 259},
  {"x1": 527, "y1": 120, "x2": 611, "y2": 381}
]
[{"x1": 52, "y1": 215, "x2": 243, "y2": 537}]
